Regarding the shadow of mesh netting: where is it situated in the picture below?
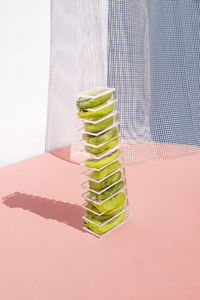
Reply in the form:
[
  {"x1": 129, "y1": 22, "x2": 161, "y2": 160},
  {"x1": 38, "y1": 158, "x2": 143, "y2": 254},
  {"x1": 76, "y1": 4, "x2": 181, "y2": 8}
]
[{"x1": 46, "y1": 0, "x2": 200, "y2": 165}]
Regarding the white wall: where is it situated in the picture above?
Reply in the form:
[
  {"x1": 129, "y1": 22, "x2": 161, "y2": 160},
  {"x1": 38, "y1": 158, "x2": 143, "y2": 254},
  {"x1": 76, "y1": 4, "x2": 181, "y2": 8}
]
[{"x1": 0, "y1": 0, "x2": 50, "y2": 167}]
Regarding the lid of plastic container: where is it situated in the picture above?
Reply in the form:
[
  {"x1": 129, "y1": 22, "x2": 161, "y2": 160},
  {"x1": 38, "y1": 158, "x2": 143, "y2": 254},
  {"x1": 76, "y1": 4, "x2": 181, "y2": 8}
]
[{"x1": 78, "y1": 87, "x2": 115, "y2": 99}]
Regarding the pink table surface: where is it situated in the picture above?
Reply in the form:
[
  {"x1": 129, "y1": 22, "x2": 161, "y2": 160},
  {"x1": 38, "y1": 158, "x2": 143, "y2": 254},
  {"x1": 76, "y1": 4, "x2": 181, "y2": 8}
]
[{"x1": 0, "y1": 150, "x2": 200, "y2": 300}]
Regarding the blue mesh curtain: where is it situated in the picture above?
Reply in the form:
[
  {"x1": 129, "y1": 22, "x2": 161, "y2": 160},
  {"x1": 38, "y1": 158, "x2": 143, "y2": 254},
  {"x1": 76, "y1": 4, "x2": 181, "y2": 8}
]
[
  {"x1": 148, "y1": 0, "x2": 200, "y2": 146},
  {"x1": 107, "y1": 0, "x2": 200, "y2": 163}
]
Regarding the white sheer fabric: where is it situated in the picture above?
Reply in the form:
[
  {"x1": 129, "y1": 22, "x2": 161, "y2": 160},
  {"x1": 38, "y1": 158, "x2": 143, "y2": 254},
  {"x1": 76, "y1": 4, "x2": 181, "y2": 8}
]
[{"x1": 46, "y1": 0, "x2": 108, "y2": 151}]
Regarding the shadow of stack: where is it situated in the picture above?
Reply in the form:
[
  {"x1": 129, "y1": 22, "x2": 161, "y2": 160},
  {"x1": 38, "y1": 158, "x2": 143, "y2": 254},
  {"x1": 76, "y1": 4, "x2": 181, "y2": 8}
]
[{"x1": 2, "y1": 192, "x2": 85, "y2": 232}]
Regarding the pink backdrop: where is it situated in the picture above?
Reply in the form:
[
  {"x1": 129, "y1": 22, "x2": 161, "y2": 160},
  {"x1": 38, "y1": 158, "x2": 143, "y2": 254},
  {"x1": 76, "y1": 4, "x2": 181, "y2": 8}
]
[{"x1": 0, "y1": 148, "x2": 199, "y2": 299}]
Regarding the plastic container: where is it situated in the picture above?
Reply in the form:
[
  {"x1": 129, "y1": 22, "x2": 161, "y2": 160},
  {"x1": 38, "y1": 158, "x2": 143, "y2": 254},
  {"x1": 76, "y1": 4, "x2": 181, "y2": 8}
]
[{"x1": 76, "y1": 87, "x2": 129, "y2": 237}]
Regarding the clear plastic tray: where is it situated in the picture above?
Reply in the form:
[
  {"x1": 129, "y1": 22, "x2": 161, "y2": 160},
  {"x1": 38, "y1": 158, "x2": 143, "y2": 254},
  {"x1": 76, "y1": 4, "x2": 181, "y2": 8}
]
[
  {"x1": 79, "y1": 121, "x2": 119, "y2": 137},
  {"x1": 82, "y1": 207, "x2": 128, "y2": 228},
  {"x1": 80, "y1": 110, "x2": 118, "y2": 124},
  {"x1": 80, "y1": 144, "x2": 120, "y2": 160},
  {"x1": 83, "y1": 215, "x2": 129, "y2": 238},
  {"x1": 81, "y1": 177, "x2": 125, "y2": 194},
  {"x1": 80, "y1": 155, "x2": 123, "y2": 171},
  {"x1": 81, "y1": 184, "x2": 127, "y2": 205},
  {"x1": 81, "y1": 159, "x2": 125, "y2": 181},
  {"x1": 81, "y1": 167, "x2": 122, "y2": 183},
  {"x1": 81, "y1": 135, "x2": 118, "y2": 148},
  {"x1": 83, "y1": 99, "x2": 116, "y2": 112},
  {"x1": 78, "y1": 87, "x2": 115, "y2": 99},
  {"x1": 82, "y1": 195, "x2": 128, "y2": 216},
  {"x1": 82, "y1": 203, "x2": 107, "y2": 216}
]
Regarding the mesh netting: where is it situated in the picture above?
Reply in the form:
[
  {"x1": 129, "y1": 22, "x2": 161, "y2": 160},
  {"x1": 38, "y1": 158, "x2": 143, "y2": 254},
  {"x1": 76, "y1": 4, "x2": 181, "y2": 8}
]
[
  {"x1": 107, "y1": 0, "x2": 200, "y2": 164},
  {"x1": 46, "y1": 0, "x2": 200, "y2": 164}
]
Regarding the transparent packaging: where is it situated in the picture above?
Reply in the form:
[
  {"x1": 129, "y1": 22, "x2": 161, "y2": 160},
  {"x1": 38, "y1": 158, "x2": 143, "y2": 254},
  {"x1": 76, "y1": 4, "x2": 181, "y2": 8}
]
[{"x1": 76, "y1": 87, "x2": 129, "y2": 237}]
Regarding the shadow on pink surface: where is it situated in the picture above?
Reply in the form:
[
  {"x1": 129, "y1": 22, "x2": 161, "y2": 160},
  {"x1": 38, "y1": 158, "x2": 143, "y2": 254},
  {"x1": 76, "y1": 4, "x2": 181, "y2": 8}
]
[
  {"x1": 50, "y1": 145, "x2": 72, "y2": 162},
  {"x1": 2, "y1": 192, "x2": 85, "y2": 232},
  {"x1": 50, "y1": 145, "x2": 81, "y2": 165}
]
